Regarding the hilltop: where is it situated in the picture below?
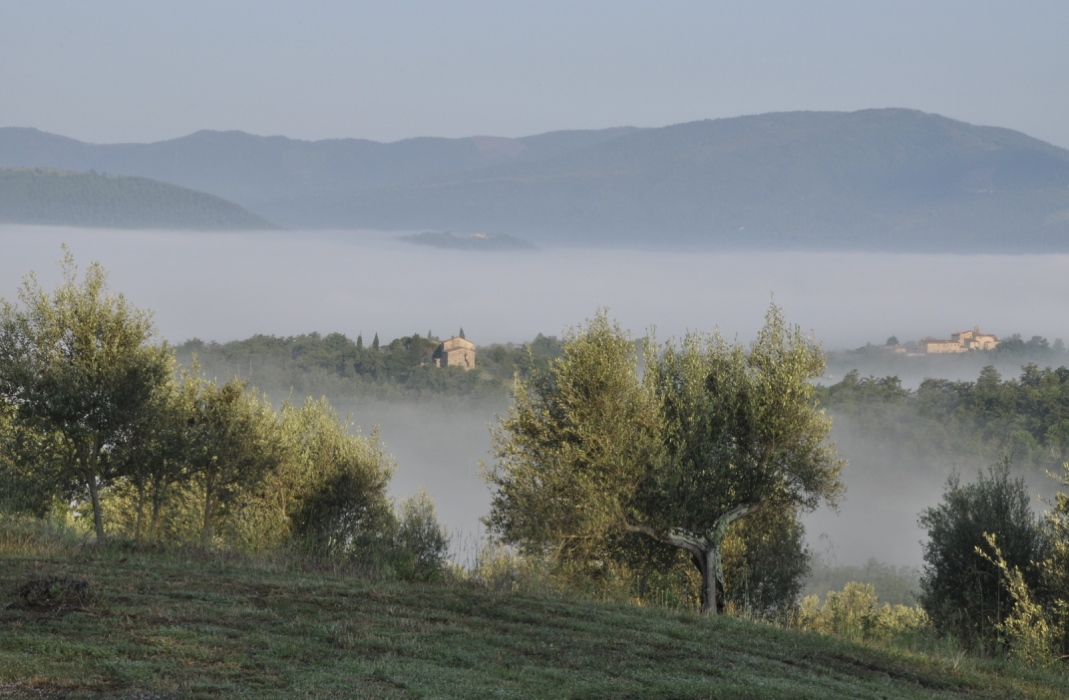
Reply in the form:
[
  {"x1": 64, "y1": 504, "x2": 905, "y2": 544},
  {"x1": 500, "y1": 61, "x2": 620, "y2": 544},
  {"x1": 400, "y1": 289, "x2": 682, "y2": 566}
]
[
  {"x1": 0, "y1": 168, "x2": 277, "y2": 230},
  {"x1": 3, "y1": 110, "x2": 1069, "y2": 250}
]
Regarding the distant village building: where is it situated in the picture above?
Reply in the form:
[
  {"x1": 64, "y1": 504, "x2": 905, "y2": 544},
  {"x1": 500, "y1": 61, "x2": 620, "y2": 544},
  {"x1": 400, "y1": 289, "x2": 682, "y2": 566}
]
[
  {"x1": 920, "y1": 326, "x2": 1000, "y2": 354},
  {"x1": 434, "y1": 336, "x2": 476, "y2": 369}
]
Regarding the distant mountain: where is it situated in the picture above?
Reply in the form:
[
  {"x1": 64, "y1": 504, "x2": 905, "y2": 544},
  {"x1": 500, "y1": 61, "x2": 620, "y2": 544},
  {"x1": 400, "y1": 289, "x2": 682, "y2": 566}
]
[
  {"x1": 3, "y1": 111, "x2": 1068, "y2": 251},
  {"x1": 0, "y1": 168, "x2": 277, "y2": 230},
  {"x1": 291, "y1": 109, "x2": 1069, "y2": 251},
  {"x1": 0, "y1": 126, "x2": 641, "y2": 210}
]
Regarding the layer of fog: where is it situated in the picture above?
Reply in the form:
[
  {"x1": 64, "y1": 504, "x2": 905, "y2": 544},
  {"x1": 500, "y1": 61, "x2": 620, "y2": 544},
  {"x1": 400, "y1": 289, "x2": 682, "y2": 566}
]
[
  {"x1": 5, "y1": 225, "x2": 1069, "y2": 567},
  {"x1": 5, "y1": 226, "x2": 1069, "y2": 350}
]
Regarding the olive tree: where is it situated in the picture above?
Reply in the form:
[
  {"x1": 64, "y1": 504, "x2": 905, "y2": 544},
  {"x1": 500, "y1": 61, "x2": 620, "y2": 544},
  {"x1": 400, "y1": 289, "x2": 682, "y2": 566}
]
[
  {"x1": 485, "y1": 306, "x2": 844, "y2": 614},
  {"x1": 0, "y1": 250, "x2": 171, "y2": 538},
  {"x1": 484, "y1": 312, "x2": 660, "y2": 562},
  {"x1": 186, "y1": 377, "x2": 282, "y2": 549},
  {"x1": 918, "y1": 460, "x2": 1044, "y2": 649}
]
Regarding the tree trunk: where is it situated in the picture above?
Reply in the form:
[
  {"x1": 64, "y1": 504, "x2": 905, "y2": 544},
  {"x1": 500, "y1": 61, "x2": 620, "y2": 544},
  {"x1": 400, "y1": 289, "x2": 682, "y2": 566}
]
[
  {"x1": 625, "y1": 500, "x2": 763, "y2": 616},
  {"x1": 693, "y1": 546, "x2": 727, "y2": 614},
  {"x1": 85, "y1": 447, "x2": 105, "y2": 540},
  {"x1": 201, "y1": 476, "x2": 214, "y2": 549},
  {"x1": 149, "y1": 479, "x2": 168, "y2": 544},
  {"x1": 134, "y1": 480, "x2": 146, "y2": 542}
]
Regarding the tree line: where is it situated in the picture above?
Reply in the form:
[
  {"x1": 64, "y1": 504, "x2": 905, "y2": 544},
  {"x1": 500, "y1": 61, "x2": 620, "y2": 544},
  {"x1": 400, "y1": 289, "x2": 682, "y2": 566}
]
[
  {"x1": 816, "y1": 365, "x2": 1069, "y2": 477},
  {"x1": 174, "y1": 330, "x2": 563, "y2": 403}
]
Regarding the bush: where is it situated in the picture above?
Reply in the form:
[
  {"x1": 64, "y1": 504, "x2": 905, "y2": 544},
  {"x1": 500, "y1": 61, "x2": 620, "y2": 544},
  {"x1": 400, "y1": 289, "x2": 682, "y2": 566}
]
[
  {"x1": 796, "y1": 581, "x2": 929, "y2": 644},
  {"x1": 918, "y1": 460, "x2": 1044, "y2": 651},
  {"x1": 394, "y1": 489, "x2": 450, "y2": 581}
]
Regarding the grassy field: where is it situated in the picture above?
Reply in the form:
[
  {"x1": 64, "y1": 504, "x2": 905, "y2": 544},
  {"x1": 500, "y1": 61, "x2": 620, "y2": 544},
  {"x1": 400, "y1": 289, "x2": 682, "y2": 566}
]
[{"x1": 1, "y1": 533, "x2": 1066, "y2": 699}]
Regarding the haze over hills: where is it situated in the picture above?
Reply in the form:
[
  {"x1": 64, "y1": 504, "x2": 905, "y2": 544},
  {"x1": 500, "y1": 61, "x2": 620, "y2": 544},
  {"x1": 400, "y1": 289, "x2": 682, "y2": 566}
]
[
  {"x1": 0, "y1": 168, "x2": 277, "y2": 230},
  {"x1": 0, "y1": 126, "x2": 640, "y2": 210},
  {"x1": 3, "y1": 109, "x2": 1069, "y2": 251}
]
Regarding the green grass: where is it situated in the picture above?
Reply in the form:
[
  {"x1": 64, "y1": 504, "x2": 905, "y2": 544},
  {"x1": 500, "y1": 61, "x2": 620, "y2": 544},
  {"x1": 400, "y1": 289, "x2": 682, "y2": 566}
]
[{"x1": 1, "y1": 538, "x2": 1066, "y2": 699}]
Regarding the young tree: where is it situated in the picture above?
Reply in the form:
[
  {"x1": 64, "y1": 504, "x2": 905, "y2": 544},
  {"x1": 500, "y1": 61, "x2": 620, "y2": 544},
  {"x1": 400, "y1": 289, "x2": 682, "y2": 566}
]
[
  {"x1": 110, "y1": 372, "x2": 199, "y2": 542},
  {"x1": 485, "y1": 306, "x2": 843, "y2": 613},
  {"x1": 484, "y1": 312, "x2": 660, "y2": 562},
  {"x1": 918, "y1": 459, "x2": 1044, "y2": 650},
  {"x1": 186, "y1": 377, "x2": 281, "y2": 548},
  {"x1": 0, "y1": 250, "x2": 172, "y2": 538},
  {"x1": 279, "y1": 397, "x2": 395, "y2": 553}
]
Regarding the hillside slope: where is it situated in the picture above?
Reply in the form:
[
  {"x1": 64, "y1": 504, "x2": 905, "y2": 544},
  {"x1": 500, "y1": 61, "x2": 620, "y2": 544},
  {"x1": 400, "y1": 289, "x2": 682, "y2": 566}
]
[
  {"x1": 1, "y1": 542, "x2": 1066, "y2": 699},
  {"x1": 294, "y1": 109, "x2": 1069, "y2": 251},
  {"x1": 0, "y1": 168, "x2": 277, "y2": 230},
  {"x1": 0, "y1": 126, "x2": 641, "y2": 207},
  {"x1": 4, "y1": 111, "x2": 1069, "y2": 251}
]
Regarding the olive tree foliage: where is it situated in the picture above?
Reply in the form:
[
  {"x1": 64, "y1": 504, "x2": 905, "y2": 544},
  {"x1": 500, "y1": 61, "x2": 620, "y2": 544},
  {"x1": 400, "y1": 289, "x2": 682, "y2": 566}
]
[
  {"x1": 108, "y1": 369, "x2": 200, "y2": 543},
  {"x1": 185, "y1": 377, "x2": 281, "y2": 549},
  {"x1": 0, "y1": 250, "x2": 172, "y2": 538},
  {"x1": 484, "y1": 306, "x2": 844, "y2": 614},
  {"x1": 483, "y1": 312, "x2": 660, "y2": 560},
  {"x1": 721, "y1": 505, "x2": 811, "y2": 616},
  {"x1": 918, "y1": 459, "x2": 1044, "y2": 651},
  {"x1": 1040, "y1": 464, "x2": 1069, "y2": 657},
  {"x1": 0, "y1": 399, "x2": 67, "y2": 517},
  {"x1": 275, "y1": 397, "x2": 395, "y2": 555},
  {"x1": 633, "y1": 307, "x2": 843, "y2": 613}
]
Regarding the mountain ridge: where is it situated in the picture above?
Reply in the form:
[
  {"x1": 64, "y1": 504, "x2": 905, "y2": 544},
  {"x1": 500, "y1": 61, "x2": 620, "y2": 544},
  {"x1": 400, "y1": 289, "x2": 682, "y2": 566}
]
[{"x1": 3, "y1": 110, "x2": 1068, "y2": 251}]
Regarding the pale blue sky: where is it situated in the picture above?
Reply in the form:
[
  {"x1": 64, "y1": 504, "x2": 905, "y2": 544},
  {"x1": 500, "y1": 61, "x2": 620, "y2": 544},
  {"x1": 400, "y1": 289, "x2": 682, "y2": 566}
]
[{"x1": 2, "y1": 1, "x2": 1067, "y2": 147}]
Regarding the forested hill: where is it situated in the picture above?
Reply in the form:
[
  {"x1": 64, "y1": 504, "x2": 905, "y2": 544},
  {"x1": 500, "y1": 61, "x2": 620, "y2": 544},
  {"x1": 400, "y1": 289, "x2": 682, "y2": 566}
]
[
  {"x1": 0, "y1": 168, "x2": 278, "y2": 229},
  {"x1": 0, "y1": 126, "x2": 641, "y2": 210},
  {"x1": 298, "y1": 109, "x2": 1069, "y2": 251},
  {"x1": 4, "y1": 110, "x2": 1069, "y2": 251}
]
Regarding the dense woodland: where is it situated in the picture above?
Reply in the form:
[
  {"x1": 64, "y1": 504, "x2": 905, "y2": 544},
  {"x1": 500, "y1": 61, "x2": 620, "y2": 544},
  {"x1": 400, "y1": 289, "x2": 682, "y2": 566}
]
[
  {"x1": 0, "y1": 167, "x2": 276, "y2": 229},
  {"x1": 817, "y1": 363, "x2": 1069, "y2": 478},
  {"x1": 175, "y1": 331, "x2": 563, "y2": 402}
]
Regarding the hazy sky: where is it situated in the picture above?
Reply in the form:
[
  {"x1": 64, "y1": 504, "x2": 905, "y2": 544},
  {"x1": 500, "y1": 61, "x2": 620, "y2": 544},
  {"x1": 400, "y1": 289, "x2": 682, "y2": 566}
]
[{"x1": 2, "y1": 1, "x2": 1067, "y2": 148}]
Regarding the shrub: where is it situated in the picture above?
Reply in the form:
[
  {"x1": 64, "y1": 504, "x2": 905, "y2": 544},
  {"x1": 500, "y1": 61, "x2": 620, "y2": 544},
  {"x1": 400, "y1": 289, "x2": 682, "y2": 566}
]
[
  {"x1": 918, "y1": 460, "x2": 1044, "y2": 651},
  {"x1": 796, "y1": 581, "x2": 929, "y2": 643},
  {"x1": 394, "y1": 489, "x2": 450, "y2": 581}
]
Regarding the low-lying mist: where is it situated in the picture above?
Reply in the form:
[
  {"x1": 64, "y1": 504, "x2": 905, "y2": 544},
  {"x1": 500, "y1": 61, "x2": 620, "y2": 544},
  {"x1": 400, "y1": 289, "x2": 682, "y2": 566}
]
[
  {"x1": 4, "y1": 224, "x2": 1068, "y2": 568},
  {"x1": 4, "y1": 226, "x2": 1068, "y2": 349}
]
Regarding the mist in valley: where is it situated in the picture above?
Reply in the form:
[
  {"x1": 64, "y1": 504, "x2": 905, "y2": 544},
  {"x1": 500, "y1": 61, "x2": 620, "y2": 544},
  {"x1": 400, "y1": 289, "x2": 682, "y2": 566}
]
[{"x1": 3, "y1": 225, "x2": 1068, "y2": 572}]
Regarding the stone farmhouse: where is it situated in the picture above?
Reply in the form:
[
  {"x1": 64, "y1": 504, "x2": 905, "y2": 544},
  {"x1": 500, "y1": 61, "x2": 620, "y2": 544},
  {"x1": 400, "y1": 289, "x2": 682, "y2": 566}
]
[
  {"x1": 433, "y1": 336, "x2": 476, "y2": 369},
  {"x1": 920, "y1": 326, "x2": 1000, "y2": 354}
]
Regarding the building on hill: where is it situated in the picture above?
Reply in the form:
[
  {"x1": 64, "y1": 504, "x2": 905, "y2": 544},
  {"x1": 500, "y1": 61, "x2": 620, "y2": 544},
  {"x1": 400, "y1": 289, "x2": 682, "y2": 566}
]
[
  {"x1": 434, "y1": 336, "x2": 476, "y2": 369},
  {"x1": 920, "y1": 326, "x2": 1000, "y2": 354}
]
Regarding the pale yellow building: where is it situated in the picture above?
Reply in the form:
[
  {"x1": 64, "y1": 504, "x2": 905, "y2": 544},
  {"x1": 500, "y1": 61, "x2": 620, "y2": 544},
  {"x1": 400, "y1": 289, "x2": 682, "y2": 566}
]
[
  {"x1": 434, "y1": 336, "x2": 476, "y2": 369},
  {"x1": 921, "y1": 326, "x2": 999, "y2": 354}
]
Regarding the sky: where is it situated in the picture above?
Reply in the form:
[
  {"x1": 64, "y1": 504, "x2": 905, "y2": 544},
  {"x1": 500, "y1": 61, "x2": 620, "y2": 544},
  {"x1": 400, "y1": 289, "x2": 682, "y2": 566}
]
[{"x1": 2, "y1": 1, "x2": 1068, "y2": 148}]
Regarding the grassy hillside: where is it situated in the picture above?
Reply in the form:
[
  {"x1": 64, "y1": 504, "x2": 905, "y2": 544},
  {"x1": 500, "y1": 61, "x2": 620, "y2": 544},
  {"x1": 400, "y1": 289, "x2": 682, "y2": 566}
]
[
  {"x1": 0, "y1": 168, "x2": 278, "y2": 230},
  {"x1": 1, "y1": 530, "x2": 1066, "y2": 699}
]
